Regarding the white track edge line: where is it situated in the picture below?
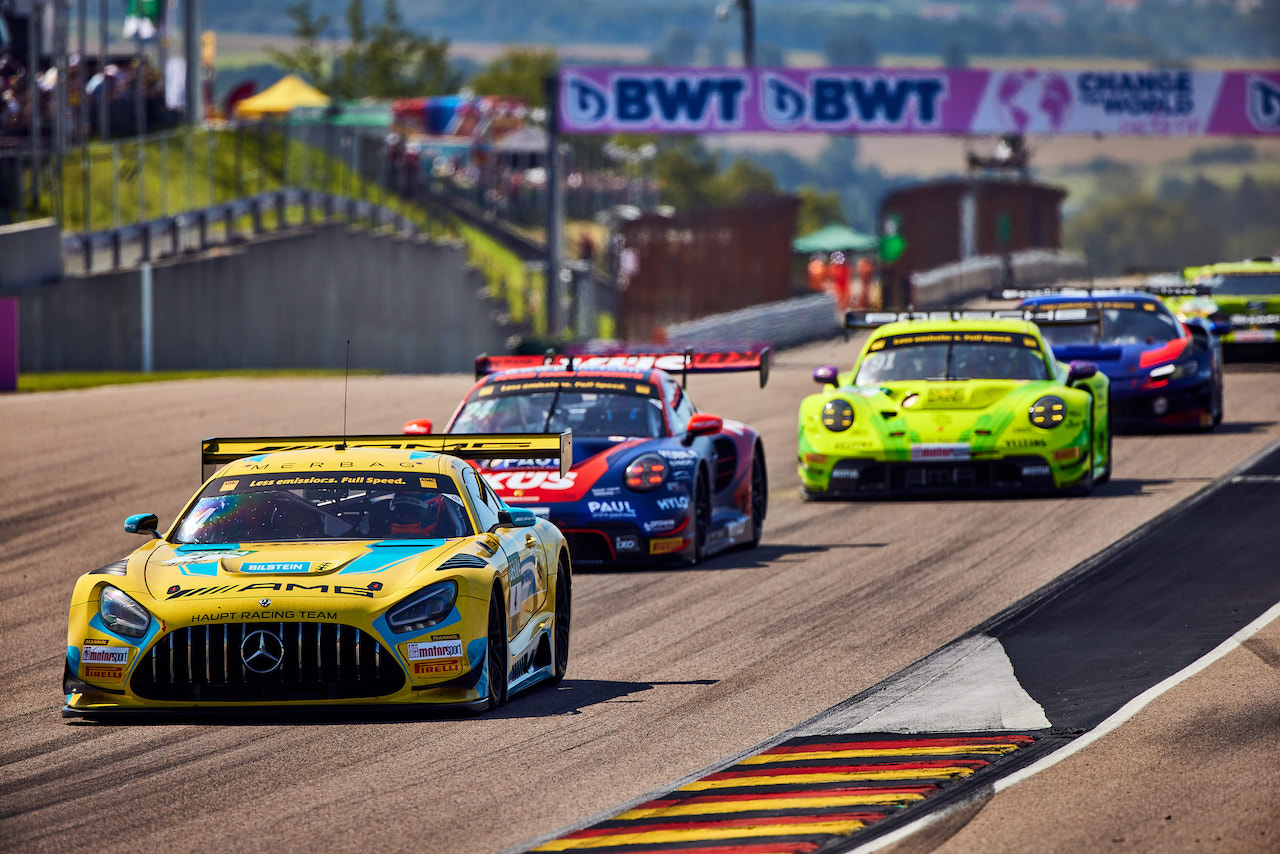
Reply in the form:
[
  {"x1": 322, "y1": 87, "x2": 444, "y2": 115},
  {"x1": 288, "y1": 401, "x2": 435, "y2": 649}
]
[{"x1": 852, "y1": 597, "x2": 1280, "y2": 854}]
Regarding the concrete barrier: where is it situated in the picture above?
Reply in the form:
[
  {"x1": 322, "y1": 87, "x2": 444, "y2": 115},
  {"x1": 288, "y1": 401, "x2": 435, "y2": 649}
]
[
  {"x1": 6, "y1": 223, "x2": 515, "y2": 374},
  {"x1": 655, "y1": 249, "x2": 1089, "y2": 351},
  {"x1": 0, "y1": 219, "x2": 62, "y2": 289}
]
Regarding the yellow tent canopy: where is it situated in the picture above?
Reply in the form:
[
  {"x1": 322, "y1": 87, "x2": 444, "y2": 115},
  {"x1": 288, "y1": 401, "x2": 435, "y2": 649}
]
[{"x1": 235, "y1": 74, "x2": 330, "y2": 117}]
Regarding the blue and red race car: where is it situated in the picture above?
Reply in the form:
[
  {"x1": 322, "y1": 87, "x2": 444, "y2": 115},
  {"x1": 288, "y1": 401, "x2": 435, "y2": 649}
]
[
  {"x1": 403, "y1": 351, "x2": 770, "y2": 567},
  {"x1": 1005, "y1": 290, "x2": 1224, "y2": 430}
]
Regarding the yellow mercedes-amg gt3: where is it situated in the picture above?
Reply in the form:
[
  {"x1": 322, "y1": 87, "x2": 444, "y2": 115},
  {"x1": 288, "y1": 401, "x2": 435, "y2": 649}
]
[{"x1": 63, "y1": 433, "x2": 572, "y2": 718}]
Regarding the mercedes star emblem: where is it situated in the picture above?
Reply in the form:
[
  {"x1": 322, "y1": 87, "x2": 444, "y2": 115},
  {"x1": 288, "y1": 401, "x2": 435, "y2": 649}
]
[
  {"x1": 240, "y1": 629, "x2": 285, "y2": 674},
  {"x1": 259, "y1": 598, "x2": 271, "y2": 607}
]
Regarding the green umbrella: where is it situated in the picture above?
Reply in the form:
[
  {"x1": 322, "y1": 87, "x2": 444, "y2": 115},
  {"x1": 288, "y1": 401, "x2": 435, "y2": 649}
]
[{"x1": 793, "y1": 223, "x2": 879, "y2": 255}]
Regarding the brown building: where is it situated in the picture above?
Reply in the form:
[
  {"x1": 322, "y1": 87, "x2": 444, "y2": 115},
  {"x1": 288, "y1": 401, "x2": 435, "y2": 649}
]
[
  {"x1": 878, "y1": 179, "x2": 1067, "y2": 307},
  {"x1": 615, "y1": 194, "x2": 800, "y2": 341}
]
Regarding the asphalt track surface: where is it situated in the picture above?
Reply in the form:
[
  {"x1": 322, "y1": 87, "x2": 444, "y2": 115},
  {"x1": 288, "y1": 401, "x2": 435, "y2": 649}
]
[{"x1": 3, "y1": 337, "x2": 1278, "y2": 854}]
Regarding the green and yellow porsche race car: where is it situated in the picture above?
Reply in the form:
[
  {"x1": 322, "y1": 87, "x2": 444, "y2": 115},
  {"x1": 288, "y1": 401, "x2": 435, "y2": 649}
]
[
  {"x1": 1162, "y1": 256, "x2": 1280, "y2": 353},
  {"x1": 798, "y1": 311, "x2": 1111, "y2": 498},
  {"x1": 63, "y1": 433, "x2": 572, "y2": 718}
]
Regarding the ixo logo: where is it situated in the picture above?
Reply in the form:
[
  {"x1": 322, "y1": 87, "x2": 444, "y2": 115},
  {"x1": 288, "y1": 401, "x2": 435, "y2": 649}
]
[
  {"x1": 763, "y1": 73, "x2": 948, "y2": 129},
  {"x1": 1247, "y1": 76, "x2": 1280, "y2": 130},
  {"x1": 563, "y1": 71, "x2": 751, "y2": 129}
]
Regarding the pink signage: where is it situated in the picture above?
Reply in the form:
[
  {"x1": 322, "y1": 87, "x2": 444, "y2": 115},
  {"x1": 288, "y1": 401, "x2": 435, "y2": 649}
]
[{"x1": 558, "y1": 67, "x2": 1280, "y2": 137}]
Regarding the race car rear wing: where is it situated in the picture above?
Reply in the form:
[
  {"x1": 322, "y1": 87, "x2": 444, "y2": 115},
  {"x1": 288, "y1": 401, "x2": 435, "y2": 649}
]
[
  {"x1": 474, "y1": 348, "x2": 771, "y2": 388},
  {"x1": 201, "y1": 432, "x2": 573, "y2": 481},
  {"x1": 845, "y1": 308, "x2": 1099, "y2": 329},
  {"x1": 989, "y1": 281, "x2": 1208, "y2": 301}
]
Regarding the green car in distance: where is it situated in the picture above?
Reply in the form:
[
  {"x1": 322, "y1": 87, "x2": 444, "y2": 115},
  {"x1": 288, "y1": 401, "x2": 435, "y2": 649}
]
[
  {"x1": 1165, "y1": 257, "x2": 1280, "y2": 353},
  {"x1": 798, "y1": 312, "x2": 1111, "y2": 499}
]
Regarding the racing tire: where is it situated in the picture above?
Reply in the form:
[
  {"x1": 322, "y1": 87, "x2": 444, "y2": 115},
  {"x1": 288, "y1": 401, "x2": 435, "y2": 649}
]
[
  {"x1": 748, "y1": 449, "x2": 767, "y2": 548},
  {"x1": 482, "y1": 587, "x2": 508, "y2": 711},
  {"x1": 684, "y1": 474, "x2": 711, "y2": 566},
  {"x1": 1096, "y1": 414, "x2": 1113, "y2": 487},
  {"x1": 1074, "y1": 414, "x2": 1096, "y2": 496},
  {"x1": 550, "y1": 558, "x2": 571, "y2": 685},
  {"x1": 1209, "y1": 378, "x2": 1224, "y2": 429}
]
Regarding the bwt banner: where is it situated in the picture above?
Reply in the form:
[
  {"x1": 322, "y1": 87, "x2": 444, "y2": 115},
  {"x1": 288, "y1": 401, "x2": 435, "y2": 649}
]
[{"x1": 558, "y1": 67, "x2": 1280, "y2": 137}]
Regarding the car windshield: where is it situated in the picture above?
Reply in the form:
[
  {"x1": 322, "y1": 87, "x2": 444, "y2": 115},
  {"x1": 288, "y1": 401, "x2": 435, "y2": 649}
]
[
  {"x1": 855, "y1": 333, "x2": 1050, "y2": 383},
  {"x1": 452, "y1": 384, "x2": 665, "y2": 438},
  {"x1": 1040, "y1": 306, "x2": 1181, "y2": 347},
  {"x1": 1198, "y1": 272, "x2": 1280, "y2": 296},
  {"x1": 172, "y1": 471, "x2": 473, "y2": 543}
]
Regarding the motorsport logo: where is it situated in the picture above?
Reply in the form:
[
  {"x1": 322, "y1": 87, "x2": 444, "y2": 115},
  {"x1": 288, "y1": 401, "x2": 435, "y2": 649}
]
[
  {"x1": 407, "y1": 638, "x2": 463, "y2": 661},
  {"x1": 81, "y1": 641, "x2": 130, "y2": 664}
]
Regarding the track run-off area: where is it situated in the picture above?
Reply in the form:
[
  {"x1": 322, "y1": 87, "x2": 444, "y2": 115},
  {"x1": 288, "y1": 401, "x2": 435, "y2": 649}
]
[{"x1": 2, "y1": 333, "x2": 1278, "y2": 853}]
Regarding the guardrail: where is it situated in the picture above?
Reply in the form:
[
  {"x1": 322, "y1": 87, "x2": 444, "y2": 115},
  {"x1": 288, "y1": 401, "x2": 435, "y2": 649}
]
[{"x1": 61, "y1": 188, "x2": 423, "y2": 273}]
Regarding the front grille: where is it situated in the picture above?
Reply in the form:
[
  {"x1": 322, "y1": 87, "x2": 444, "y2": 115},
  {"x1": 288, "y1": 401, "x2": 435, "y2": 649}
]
[
  {"x1": 828, "y1": 456, "x2": 1055, "y2": 495},
  {"x1": 131, "y1": 622, "x2": 404, "y2": 702}
]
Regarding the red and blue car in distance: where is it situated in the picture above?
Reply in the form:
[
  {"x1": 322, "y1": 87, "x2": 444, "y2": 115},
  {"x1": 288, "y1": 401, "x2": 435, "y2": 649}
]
[
  {"x1": 403, "y1": 350, "x2": 771, "y2": 567},
  {"x1": 996, "y1": 287, "x2": 1224, "y2": 430}
]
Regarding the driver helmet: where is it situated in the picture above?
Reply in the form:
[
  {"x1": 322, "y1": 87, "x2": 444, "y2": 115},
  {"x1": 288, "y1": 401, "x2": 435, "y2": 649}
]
[{"x1": 389, "y1": 493, "x2": 446, "y2": 535}]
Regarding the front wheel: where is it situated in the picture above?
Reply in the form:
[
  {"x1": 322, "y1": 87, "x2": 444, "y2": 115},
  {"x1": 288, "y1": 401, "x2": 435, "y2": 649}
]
[
  {"x1": 683, "y1": 475, "x2": 711, "y2": 566},
  {"x1": 481, "y1": 588, "x2": 508, "y2": 711},
  {"x1": 1096, "y1": 414, "x2": 1112, "y2": 486},
  {"x1": 550, "y1": 559, "x2": 570, "y2": 685}
]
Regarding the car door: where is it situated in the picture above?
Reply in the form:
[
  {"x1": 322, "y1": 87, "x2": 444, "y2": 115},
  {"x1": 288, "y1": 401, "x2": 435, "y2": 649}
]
[{"x1": 465, "y1": 468, "x2": 546, "y2": 635}]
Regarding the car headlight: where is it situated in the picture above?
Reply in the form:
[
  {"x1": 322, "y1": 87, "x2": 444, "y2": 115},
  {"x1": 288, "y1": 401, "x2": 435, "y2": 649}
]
[
  {"x1": 1149, "y1": 359, "x2": 1198, "y2": 382},
  {"x1": 821, "y1": 399, "x2": 854, "y2": 432},
  {"x1": 624, "y1": 453, "x2": 668, "y2": 492},
  {"x1": 99, "y1": 585, "x2": 152, "y2": 638},
  {"x1": 387, "y1": 581, "x2": 458, "y2": 634},
  {"x1": 1029, "y1": 395, "x2": 1066, "y2": 429}
]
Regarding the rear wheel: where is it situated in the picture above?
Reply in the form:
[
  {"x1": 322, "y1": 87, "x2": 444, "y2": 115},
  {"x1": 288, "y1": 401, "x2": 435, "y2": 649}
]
[
  {"x1": 749, "y1": 449, "x2": 767, "y2": 548},
  {"x1": 482, "y1": 588, "x2": 508, "y2": 711},
  {"x1": 1096, "y1": 412, "x2": 1112, "y2": 486},
  {"x1": 550, "y1": 558, "x2": 570, "y2": 685}
]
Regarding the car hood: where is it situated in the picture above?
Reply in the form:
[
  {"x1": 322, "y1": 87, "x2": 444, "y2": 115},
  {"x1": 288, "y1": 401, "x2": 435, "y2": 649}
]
[
  {"x1": 141, "y1": 539, "x2": 466, "y2": 603},
  {"x1": 872, "y1": 380, "x2": 1038, "y2": 411}
]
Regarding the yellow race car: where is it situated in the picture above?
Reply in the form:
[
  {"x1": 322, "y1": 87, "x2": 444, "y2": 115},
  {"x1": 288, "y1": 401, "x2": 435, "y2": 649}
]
[{"x1": 63, "y1": 433, "x2": 573, "y2": 718}]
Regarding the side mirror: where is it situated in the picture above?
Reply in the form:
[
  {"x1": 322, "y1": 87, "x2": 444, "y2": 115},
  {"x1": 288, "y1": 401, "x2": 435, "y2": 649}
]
[
  {"x1": 1067, "y1": 361, "x2": 1098, "y2": 383},
  {"x1": 813, "y1": 366, "x2": 839, "y2": 387},
  {"x1": 493, "y1": 507, "x2": 537, "y2": 530},
  {"x1": 124, "y1": 513, "x2": 160, "y2": 539},
  {"x1": 402, "y1": 418, "x2": 433, "y2": 435},
  {"x1": 1209, "y1": 320, "x2": 1231, "y2": 336},
  {"x1": 683, "y1": 412, "x2": 723, "y2": 444}
]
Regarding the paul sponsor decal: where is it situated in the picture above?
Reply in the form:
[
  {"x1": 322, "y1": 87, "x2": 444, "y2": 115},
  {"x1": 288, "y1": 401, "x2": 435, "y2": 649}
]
[
  {"x1": 406, "y1": 639, "x2": 463, "y2": 661},
  {"x1": 588, "y1": 499, "x2": 637, "y2": 518}
]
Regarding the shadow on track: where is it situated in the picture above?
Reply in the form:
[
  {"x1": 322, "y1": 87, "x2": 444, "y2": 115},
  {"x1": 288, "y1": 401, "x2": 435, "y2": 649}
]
[{"x1": 62, "y1": 678, "x2": 718, "y2": 727}]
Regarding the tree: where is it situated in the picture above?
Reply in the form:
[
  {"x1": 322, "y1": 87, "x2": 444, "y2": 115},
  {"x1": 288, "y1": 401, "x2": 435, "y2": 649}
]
[
  {"x1": 467, "y1": 48, "x2": 560, "y2": 108},
  {"x1": 329, "y1": 0, "x2": 461, "y2": 99},
  {"x1": 1065, "y1": 195, "x2": 1225, "y2": 275},
  {"x1": 265, "y1": 1, "x2": 331, "y2": 86},
  {"x1": 794, "y1": 186, "x2": 845, "y2": 238},
  {"x1": 273, "y1": 0, "x2": 461, "y2": 99}
]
